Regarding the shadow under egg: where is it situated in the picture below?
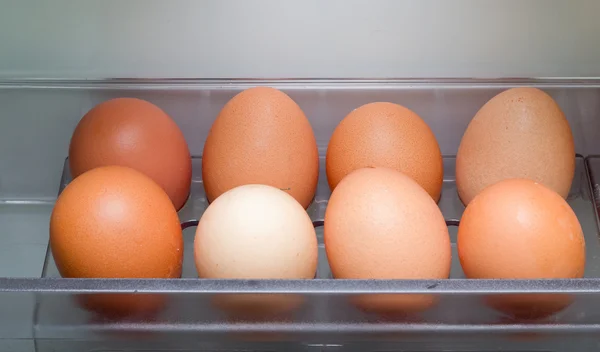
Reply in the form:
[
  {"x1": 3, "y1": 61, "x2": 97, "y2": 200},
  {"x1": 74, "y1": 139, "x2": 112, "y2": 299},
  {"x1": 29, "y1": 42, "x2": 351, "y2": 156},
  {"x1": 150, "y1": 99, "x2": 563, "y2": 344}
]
[
  {"x1": 212, "y1": 293, "x2": 305, "y2": 321},
  {"x1": 76, "y1": 292, "x2": 167, "y2": 320},
  {"x1": 351, "y1": 293, "x2": 439, "y2": 319},
  {"x1": 485, "y1": 293, "x2": 574, "y2": 320}
]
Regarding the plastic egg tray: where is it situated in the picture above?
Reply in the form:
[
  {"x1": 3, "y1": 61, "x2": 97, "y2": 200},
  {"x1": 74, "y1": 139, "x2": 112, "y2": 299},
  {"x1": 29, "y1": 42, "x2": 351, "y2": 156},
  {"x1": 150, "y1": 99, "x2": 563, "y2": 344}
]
[
  {"x1": 4, "y1": 78, "x2": 600, "y2": 351},
  {"x1": 41, "y1": 155, "x2": 599, "y2": 280},
  {"x1": 32, "y1": 152, "x2": 600, "y2": 345}
]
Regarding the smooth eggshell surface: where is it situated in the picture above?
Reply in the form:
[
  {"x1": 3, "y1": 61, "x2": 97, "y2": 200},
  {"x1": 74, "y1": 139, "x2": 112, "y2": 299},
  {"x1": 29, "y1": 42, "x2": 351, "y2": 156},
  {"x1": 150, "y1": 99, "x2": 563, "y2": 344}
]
[
  {"x1": 50, "y1": 166, "x2": 184, "y2": 279},
  {"x1": 202, "y1": 87, "x2": 319, "y2": 209},
  {"x1": 194, "y1": 184, "x2": 318, "y2": 279},
  {"x1": 69, "y1": 98, "x2": 192, "y2": 211},
  {"x1": 324, "y1": 167, "x2": 451, "y2": 313},
  {"x1": 457, "y1": 178, "x2": 585, "y2": 280},
  {"x1": 456, "y1": 87, "x2": 575, "y2": 205},
  {"x1": 326, "y1": 102, "x2": 443, "y2": 201},
  {"x1": 457, "y1": 179, "x2": 585, "y2": 318}
]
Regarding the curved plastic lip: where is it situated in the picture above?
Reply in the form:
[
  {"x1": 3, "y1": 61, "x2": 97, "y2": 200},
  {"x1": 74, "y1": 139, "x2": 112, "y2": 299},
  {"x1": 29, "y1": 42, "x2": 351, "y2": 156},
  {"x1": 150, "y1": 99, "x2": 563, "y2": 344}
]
[
  {"x1": 19, "y1": 79, "x2": 600, "y2": 295},
  {"x1": 1, "y1": 77, "x2": 600, "y2": 90},
  {"x1": 0, "y1": 277, "x2": 597, "y2": 294}
]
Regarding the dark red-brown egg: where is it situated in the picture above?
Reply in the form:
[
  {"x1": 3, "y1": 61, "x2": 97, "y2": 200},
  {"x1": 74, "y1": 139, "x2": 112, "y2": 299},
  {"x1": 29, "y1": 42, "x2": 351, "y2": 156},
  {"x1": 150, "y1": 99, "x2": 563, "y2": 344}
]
[{"x1": 68, "y1": 98, "x2": 192, "y2": 210}]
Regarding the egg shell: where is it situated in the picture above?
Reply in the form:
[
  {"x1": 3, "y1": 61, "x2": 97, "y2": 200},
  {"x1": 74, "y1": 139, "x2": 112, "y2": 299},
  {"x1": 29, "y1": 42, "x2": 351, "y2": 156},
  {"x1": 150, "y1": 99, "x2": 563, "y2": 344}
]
[
  {"x1": 50, "y1": 166, "x2": 184, "y2": 279},
  {"x1": 457, "y1": 179, "x2": 585, "y2": 318},
  {"x1": 202, "y1": 87, "x2": 319, "y2": 209},
  {"x1": 456, "y1": 87, "x2": 575, "y2": 205},
  {"x1": 326, "y1": 102, "x2": 443, "y2": 201},
  {"x1": 457, "y1": 178, "x2": 585, "y2": 279},
  {"x1": 194, "y1": 184, "x2": 318, "y2": 279},
  {"x1": 324, "y1": 167, "x2": 451, "y2": 314},
  {"x1": 69, "y1": 98, "x2": 192, "y2": 211}
]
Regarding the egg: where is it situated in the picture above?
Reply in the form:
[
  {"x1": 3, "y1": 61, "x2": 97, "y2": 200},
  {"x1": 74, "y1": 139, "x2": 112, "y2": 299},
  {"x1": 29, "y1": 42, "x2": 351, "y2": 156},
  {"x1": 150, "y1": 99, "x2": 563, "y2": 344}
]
[
  {"x1": 50, "y1": 166, "x2": 184, "y2": 279},
  {"x1": 195, "y1": 184, "x2": 317, "y2": 279},
  {"x1": 69, "y1": 98, "x2": 192, "y2": 211},
  {"x1": 326, "y1": 102, "x2": 443, "y2": 201},
  {"x1": 324, "y1": 167, "x2": 451, "y2": 314},
  {"x1": 457, "y1": 179, "x2": 585, "y2": 318},
  {"x1": 456, "y1": 87, "x2": 575, "y2": 205},
  {"x1": 202, "y1": 87, "x2": 319, "y2": 209},
  {"x1": 195, "y1": 184, "x2": 317, "y2": 316}
]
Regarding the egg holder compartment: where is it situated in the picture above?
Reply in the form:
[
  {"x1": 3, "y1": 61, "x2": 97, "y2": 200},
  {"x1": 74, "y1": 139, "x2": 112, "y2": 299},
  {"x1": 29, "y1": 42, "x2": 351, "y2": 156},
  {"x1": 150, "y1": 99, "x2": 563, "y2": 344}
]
[{"x1": 31, "y1": 152, "x2": 600, "y2": 348}]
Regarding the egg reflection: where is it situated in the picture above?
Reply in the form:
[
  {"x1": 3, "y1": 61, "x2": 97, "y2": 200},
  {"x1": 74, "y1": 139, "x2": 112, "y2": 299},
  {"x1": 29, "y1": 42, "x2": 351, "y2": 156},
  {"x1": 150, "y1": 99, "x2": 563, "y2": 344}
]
[
  {"x1": 352, "y1": 293, "x2": 439, "y2": 317},
  {"x1": 212, "y1": 293, "x2": 305, "y2": 320},
  {"x1": 486, "y1": 293, "x2": 574, "y2": 320},
  {"x1": 77, "y1": 293, "x2": 166, "y2": 319}
]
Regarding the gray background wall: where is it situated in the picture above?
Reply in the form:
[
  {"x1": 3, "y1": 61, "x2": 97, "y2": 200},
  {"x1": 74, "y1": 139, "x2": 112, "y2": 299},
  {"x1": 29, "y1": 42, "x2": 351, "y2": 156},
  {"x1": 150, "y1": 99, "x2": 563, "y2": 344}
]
[
  {"x1": 0, "y1": 2, "x2": 599, "y2": 351},
  {"x1": 1, "y1": 0, "x2": 600, "y2": 79}
]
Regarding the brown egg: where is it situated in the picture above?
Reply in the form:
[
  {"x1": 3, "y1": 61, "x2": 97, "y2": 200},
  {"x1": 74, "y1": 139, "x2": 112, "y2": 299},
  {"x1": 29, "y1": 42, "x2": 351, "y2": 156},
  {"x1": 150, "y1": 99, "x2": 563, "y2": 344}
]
[
  {"x1": 457, "y1": 179, "x2": 585, "y2": 318},
  {"x1": 69, "y1": 98, "x2": 192, "y2": 211},
  {"x1": 202, "y1": 87, "x2": 319, "y2": 208},
  {"x1": 326, "y1": 102, "x2": 443, "y2": 201},
  {"x1": 50, "y1": 166, "x2": 184, "y2": 279},
  {"x1": 324, "y1": 167, "x2": 451, "y2": 314},
  {"x1": 456, "y1": 87, "x2": 575, "y2": 205}
]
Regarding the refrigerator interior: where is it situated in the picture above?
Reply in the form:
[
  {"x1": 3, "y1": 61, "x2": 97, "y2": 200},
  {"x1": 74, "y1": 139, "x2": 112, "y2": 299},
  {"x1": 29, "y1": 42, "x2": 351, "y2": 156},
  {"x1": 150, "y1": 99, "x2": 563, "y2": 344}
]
[{"x1": 1, "y1": 79, "x2": 600, "y2": 352}]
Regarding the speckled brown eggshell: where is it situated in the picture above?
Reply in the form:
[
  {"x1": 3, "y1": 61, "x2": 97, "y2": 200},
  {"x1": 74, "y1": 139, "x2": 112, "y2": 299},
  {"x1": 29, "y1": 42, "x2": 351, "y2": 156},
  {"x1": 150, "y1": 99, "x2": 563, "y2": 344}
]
[
  {"x1": 456, "y1": 87, "x2": 575, "y2": 205},
  {"x1": 324, "y1": 167, "x2": 451, "y2": 314},
  {"x1": 457, "y1": 179, "x2": 585, "y2": 319},
  {"x1": 202, "y1": 87, "x2": 319, "y2": 209},
  {"x1": 326, "y1": 102, "x2": 443, "y2": 201},
  {"x1": 69, "y1": 98, "x2": 192, "y2": 211},
  {"x1": 50, "y1": 166, "x2": 184, "y2": 279}
]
